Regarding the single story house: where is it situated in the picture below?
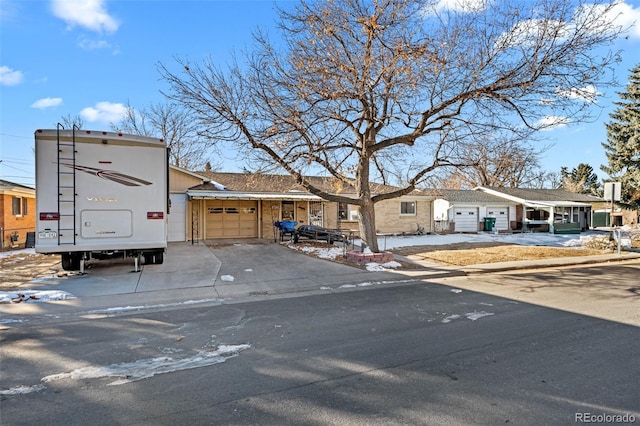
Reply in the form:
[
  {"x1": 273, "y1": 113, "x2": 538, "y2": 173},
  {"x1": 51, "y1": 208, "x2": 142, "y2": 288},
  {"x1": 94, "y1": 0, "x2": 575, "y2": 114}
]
[
  {"x1": 168, "y1": 166, "x2": 435, "y2": 242},
  {"x1": 433, "y1": 189, "x2": 518, "y2": 233},
  {"x1": 591, "y1": 204, "x2": 640, "y2": 228},
  {"x1": 0, "y1": 179, "x2": 36, "y2": 249},
  {"x1": 475, "y1": 187, "x2": 602, "y2": 233}
]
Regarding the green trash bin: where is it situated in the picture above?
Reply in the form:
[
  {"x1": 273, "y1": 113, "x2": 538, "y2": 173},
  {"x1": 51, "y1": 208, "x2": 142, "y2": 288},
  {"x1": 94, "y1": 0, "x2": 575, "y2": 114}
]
[{"x1": 484, "y1": 217, "x2": 496, "y2": 232}]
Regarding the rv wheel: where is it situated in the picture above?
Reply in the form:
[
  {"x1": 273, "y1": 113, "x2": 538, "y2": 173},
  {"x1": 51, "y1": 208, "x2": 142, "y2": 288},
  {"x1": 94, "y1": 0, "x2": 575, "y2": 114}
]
[
  {"x1": 61, "y1": 253, "x2": 81, "y2": 271},
  {"x1": 145, "y1": 252, "x2": 164, "y2": 265},
  {"x1": 154, "y1": 252, "x2": 164, "y2": 264}
]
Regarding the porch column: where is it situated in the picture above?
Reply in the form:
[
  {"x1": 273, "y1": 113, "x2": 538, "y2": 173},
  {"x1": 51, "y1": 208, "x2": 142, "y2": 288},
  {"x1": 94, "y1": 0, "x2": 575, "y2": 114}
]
[{"x1": 548, "y1": 206, "x2": 555, "y2": 233}]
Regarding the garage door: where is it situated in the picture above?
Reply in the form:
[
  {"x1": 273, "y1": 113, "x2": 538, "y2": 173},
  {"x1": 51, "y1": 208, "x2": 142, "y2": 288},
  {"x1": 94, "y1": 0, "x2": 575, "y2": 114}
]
[
  {"x1": 206, "y1": 200, "x2": 258, "y2": 238},
  {"x1": 168, "y1": 193, "x2": 187, "y2": 242},
  {"x1": 454, "y1": 208, "x2": 478, "y2": 232},
  {"x1": 486, "y1": 207, "x2": 509, "y2": 231}
]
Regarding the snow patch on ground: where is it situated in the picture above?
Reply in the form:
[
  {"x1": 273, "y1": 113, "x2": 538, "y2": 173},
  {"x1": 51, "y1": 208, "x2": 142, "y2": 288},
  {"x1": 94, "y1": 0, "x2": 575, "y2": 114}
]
[
  {"x1": 1, "y1": 344, "x2": 252, "y2": 395},
  {"x1": 220, "y1": 275, "x2": 235, "y2": 282},
  {"x1": 0, "y1": 384, "x2": 46, "y2": 396},
  {"x1": 374, "y1": 231, "x2": 607, "y2": 250},
  {"x1": 287, "y1": 231, "x2": 609, "y2": 272},
  {"x1": 290, "y1": 244, "x2": 345, "y2": 260},
  {"x1": 0, "y1": 290, "x2": 76, "y2": 304},
  {"x1": 441, "y1": 311, "x2": 495, "y2": 323},
  {"x1": 41, "y1": 344, "x2": 251, "y2": 386},
  {"x1": 365, "y1": 261, "x2": 402, "y2": 271}
]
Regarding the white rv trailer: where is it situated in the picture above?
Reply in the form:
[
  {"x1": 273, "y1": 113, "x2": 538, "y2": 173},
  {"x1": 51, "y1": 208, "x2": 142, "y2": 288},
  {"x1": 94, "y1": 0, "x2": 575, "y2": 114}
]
[{"x1": 35, "y1": 127, "x2": 169, "y2": 271}]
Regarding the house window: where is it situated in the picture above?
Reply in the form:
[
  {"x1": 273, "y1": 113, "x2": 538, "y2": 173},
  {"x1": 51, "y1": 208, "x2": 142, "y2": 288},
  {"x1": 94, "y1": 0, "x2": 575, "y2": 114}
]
[
  {"x1": 400, "y1": 201, "x2": 416, "y2": 216},
  {"x1": 338, "y1": 202, "x2": 359, "y2": 221},
  {"x1": 526, "y1": 208, "x2": 549, "y2": 221},
  {"x1": 282, "y1": 201, "x2": 295, "y2": 220},
  {"x1": 12, "y1": 196, "x2": 27, "y2": 216}
]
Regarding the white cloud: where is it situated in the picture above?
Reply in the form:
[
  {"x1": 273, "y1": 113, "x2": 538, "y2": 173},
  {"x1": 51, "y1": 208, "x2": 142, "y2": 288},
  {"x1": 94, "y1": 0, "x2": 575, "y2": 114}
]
[
  {"x1": 80, "y1": 101, "x2": 127, "y2": 123},
  {"x1": 556, "y1": 84, "x2": 599, "y2": 103},
  {"x1": 495, "y1": 19, "x2": 570, "y2": 50},
  {"x1": 31, "y1": 97, "x2": 63, "y2": 109},
  {"x1": 433, "y1": 0, "x2": 488, "y2": 12},
  {"x1": 78, "y1": 38, "x2": 111, "y2": 50},
  {"x1": 0, "y1": 65, "x2": 23, "y2": 86},
  {"x1": 576, "y1": 0, "x2": 640, "y2": 40},
  {"x1": 51, "y1": 0, "x2": 119, "y2": 33},
  {"x1": 537, "y1": 115, "x2": 570, "y2": 130}
]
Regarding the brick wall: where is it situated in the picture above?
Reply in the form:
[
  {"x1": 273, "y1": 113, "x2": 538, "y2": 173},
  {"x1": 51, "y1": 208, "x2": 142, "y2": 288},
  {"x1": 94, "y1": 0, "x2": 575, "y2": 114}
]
[
  {"x1": 374, "y1": 198, "x2": 432, "y2": 234},
  {"x1": 1, "y1": 194, "x2": 36, "y2": 249}
]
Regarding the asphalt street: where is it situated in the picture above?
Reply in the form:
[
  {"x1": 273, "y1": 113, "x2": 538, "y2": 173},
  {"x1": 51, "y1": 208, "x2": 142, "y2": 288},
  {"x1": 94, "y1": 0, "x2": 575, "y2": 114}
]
[{"x1": 1, "y1": 272, "x2": 639, "y2": 425}]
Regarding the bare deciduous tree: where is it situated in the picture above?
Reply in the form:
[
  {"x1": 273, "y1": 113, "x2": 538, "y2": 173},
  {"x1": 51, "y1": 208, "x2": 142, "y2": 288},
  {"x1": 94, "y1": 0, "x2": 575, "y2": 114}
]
[
  {"x1": 159, "y1": 0, "x2": 625, "y2": 252},
  {"x1": 59, "y1": 114, "x2": 85, "y2": 130},
  {"x1": 433, "y1": 133, "x2": 552, "y2": 188},
  {"x1": 113, "y1": 101, "x2": 218, "y2": 170}
]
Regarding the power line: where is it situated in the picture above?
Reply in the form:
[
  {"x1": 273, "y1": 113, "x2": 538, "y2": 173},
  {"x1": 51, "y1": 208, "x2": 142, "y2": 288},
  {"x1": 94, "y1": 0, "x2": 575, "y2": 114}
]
[{"x1": 0, "y1": 133, "x2": 32, "y2": 140}]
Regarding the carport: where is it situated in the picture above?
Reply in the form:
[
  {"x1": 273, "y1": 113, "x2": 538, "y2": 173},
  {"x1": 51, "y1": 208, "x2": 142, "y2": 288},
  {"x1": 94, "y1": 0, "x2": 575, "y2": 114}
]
[{"x1": 186, "y1": 188, "x2": 325, "y2": 242}]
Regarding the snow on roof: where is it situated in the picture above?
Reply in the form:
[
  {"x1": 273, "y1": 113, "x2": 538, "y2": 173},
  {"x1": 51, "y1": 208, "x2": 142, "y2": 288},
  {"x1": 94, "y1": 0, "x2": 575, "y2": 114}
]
[{"x1": 210, "y1": 180, "x2": 226, "y2": 191}]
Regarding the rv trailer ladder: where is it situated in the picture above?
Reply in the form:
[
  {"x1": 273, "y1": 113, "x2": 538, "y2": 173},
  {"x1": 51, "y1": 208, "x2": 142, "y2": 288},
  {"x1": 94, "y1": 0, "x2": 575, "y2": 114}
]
[{"x1": 56, "y1": 123, "x2": 77, "y2": 246}]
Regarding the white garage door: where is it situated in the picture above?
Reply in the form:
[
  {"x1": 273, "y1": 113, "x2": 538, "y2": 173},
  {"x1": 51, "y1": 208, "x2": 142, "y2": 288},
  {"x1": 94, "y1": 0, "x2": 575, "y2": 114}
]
[
  {"x1": 168, "y1": 193, "x2": 187, "y2": 242},
  {"x1": 454, "y1": 208, "x2": 478, "y2": 232},
  {"x1": 486, "y1": 207, "x2": 509, "y2": 231}
]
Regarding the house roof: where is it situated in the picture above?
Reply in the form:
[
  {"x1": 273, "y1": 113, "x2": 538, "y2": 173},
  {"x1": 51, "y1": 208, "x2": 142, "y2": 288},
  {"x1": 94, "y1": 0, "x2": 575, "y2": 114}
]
[
  {"x1": 0, "y1": 179, "x2": 34, "y2": 191},
  {"x1": 435, "y1": 189, "x2": 513, "y2": 204},
  {"x1": 0, "y1": 179, "x2": 35, "y2": 196},
  {"x1": 475, "y1": 186, "x2": 602, "y2": 206},
  {"x1": 192, "y1": 171, "x2": 426, "y2": 196},
  {"x1": 169, "y1": 165, "x2": 208, "y2": 182}
]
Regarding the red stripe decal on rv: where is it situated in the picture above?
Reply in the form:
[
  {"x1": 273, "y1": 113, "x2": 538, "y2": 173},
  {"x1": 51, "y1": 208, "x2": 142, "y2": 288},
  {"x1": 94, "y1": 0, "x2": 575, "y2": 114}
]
[{"x1": 58, "y1": 163, "x2": 153, "y2": 186}]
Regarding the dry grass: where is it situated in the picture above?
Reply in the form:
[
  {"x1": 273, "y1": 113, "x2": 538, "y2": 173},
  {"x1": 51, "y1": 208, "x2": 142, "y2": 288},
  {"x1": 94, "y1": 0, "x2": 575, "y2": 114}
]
[{"x1": 391, "y1": 243, "x2": 607, "y2": 266}]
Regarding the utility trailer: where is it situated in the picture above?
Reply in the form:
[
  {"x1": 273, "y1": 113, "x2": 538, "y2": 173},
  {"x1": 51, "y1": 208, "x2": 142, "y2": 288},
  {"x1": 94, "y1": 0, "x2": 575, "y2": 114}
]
[{"x1": 35, "y1": 126, "x2": 169, "y2": 271}]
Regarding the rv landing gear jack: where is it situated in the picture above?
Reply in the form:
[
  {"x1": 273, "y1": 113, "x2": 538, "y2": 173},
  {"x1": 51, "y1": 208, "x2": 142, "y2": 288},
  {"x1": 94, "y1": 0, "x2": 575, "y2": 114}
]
[{"x1": 132, "y1": 254, "x2": 142, "y2": 273}]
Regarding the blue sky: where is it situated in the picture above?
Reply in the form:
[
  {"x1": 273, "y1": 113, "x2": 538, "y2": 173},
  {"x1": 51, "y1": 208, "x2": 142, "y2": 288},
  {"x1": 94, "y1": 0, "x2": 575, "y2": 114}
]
[{"x1": 1, "y1": 0, "x2": 640, "y2": 188}]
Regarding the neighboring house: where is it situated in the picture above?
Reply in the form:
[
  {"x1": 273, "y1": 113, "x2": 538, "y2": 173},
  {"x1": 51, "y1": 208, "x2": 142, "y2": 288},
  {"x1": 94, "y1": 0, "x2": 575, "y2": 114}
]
[
  {"x1": 433, "y1": 190, "x2": 519, "y2": 233},
  {"x1": 591, "y1": 203, "x2": 640, "y2": 228},
  {"x1": 475, "y1": 187, "x2": 602, "y2": 233},
  {"x1": 168, "y1": 166, "x2": 434, "y2": 242},
  {"x1": 0, "y1": 179, "x2": 36, "y2": 249}
]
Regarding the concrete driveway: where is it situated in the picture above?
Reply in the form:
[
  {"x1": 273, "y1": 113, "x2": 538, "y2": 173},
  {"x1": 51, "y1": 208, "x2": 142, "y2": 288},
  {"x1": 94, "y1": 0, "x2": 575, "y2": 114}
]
[{"x1": 2, "y1": 241, "x2": 406, "y2": 316}]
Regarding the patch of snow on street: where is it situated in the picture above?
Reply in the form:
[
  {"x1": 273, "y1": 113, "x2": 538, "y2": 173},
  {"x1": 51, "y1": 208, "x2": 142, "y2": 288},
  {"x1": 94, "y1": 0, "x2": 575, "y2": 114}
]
[
  {"x1": 450, "y1": 289, "x2": 463, "y2": 293},
  {"x1": 0, "y1": 318, "x2": 24, "y2": 324},
  {"x1": 441, "y1": 311, "x2": 495, "y2": 323},
  {"x1": 86, "y1": 298, "x2": 223, "y2": 315},
  {"x1": 441, "y1": 314, "x2": 461, "y2": 323},
  {"x1": 0, "y1": 385, "x2": 46, "y2": 395},
  {"x1": 41, "y1": 344, "x2": 251, "y2": 386},
  {"x1": 0, "y1": 290, "x2": 76, "y2": 304},
  {"x1": 465, "y1": 311, "x2": 495, "y2": 321},
  {"x1": 220, "y1": 275, "x2": 235, "y2": 282}
]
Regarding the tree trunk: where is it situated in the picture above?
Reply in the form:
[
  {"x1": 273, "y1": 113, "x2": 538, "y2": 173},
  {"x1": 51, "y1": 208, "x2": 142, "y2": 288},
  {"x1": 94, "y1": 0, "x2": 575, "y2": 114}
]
[{"x1": 358, "y1": 199, "x2": 380, "y2": 253}]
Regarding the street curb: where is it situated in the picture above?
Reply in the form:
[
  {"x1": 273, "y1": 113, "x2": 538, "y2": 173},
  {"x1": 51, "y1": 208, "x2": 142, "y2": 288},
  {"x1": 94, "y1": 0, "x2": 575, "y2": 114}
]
[{"x1": 392, "y1": 252, "x2": 640, "y2": 277}]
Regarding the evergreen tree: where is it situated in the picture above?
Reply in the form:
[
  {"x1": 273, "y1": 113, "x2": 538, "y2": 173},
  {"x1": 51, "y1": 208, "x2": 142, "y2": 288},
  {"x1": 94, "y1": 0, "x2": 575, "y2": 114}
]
[
  {"x1": 601, "y1": 64, "x2": 640, "y2": 209},
  {"x1": 560, "y1": 163, "x2": 601, "y2": 195}
]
